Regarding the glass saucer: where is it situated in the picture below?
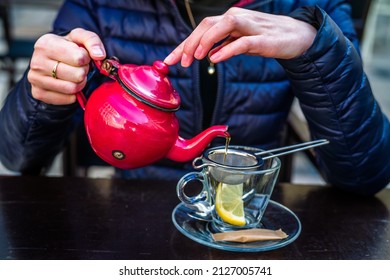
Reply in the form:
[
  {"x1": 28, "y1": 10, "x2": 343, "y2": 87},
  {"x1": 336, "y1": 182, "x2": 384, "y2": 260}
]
[{"x1": 172, "y1": 200, "x2": 301, "y2": 252}]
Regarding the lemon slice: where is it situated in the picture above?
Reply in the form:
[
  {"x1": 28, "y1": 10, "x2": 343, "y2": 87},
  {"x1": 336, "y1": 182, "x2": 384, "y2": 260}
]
[{"x1": 215, "y1": 182, "x2": 246, "y2": 226}]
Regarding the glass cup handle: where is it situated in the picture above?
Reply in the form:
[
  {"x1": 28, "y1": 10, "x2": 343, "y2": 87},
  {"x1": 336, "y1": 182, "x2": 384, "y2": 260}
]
[{"x1": 176, "y1": 172, "x2": 212, "y2": 215}]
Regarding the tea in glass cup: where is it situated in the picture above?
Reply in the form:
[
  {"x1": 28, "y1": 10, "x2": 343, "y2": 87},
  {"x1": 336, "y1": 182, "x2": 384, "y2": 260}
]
[{"x1": 176, "y1": 146, "x2": 281, "y2": 232}]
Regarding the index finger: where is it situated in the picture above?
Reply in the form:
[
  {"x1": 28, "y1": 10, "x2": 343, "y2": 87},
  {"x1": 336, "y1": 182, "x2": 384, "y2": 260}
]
[
  {"x1": 164, "y1": 40, "x2": 186, "y2": 65},
  {"x1": 164, "y1": 16, "x2": 221, "y2": 67},
  {"x1": 179, "y1": 15, "x2": 223, "y2": 67}
]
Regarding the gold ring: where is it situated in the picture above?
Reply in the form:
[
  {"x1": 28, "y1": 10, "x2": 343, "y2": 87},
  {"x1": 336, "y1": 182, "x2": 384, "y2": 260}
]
[{"x1": 51, "y1": 61, "x2": 60, "y2": 79}]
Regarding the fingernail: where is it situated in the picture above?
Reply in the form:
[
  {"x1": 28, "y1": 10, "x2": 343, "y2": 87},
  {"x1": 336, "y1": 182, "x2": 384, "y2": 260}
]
[
  {"x1": 91, "y1": 46, "x2": 105, "y2": 57},
  {"x1": 210, "y1": 51, "x2": 221, "y2": 62},
  {"x1": 164, "y1": 53, "x2": 174, "y2": 64}
]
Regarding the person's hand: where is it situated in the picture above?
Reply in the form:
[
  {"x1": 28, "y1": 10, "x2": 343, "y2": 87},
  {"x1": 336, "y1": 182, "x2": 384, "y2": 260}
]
[
  {"x1": 27, "y1": 28, "x2": 106, "y2": 105},
  {"x1": 164, "y1": 7, "x2": 316, "y2": 67}
]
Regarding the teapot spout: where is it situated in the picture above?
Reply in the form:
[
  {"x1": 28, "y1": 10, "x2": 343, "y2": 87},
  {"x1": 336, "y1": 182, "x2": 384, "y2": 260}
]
[{"x1": 166, "y1": 125, "x2": 229, "y2": 162}]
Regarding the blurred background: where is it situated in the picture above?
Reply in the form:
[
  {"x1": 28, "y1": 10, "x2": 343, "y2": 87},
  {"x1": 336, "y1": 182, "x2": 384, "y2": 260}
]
[{"x1": 0, "y1": 0, "x2": 389, "y2": 186}]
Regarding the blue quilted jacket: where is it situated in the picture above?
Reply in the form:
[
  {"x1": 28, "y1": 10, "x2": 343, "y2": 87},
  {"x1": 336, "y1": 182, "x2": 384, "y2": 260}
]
[{"x1": 0, "y1": 0, "x2": 389, "y2": 195}]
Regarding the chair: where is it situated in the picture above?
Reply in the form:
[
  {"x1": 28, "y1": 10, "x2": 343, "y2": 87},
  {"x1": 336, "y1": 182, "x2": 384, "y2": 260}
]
[
  {"x1": 349, "y1": 0, "x2": 373, "y2": 42},
  {"x1": 279, "y1": 104, "x2": 323, "y2": 183},
  {"x1": 361, "y1": 0, "x2": 390, "y2": 63},
  {"x1": 0, "y1": 0, "x2": 63, "y2": 89},
  {"x1": 0, "y1": 1, "x2": 35, "y2": 88}
]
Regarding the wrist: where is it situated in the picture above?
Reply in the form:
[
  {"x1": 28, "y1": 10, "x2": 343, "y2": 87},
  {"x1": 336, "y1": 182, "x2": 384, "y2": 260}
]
[
  {"x1": 288, "y1": 6, "x2": 323, "y2": 58},
  {"x1": 289, "y1": 6, "x2": 323, "y2": 30}
]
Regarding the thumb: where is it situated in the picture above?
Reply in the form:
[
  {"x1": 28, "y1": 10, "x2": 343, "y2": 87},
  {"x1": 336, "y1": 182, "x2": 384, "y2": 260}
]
[{"x1": 65, "y1": 28, "x2": 106, "y2": 60}]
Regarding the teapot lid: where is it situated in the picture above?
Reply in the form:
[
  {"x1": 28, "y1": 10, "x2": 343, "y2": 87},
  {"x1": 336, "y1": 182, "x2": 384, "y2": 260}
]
[{"x1": 117, "y1": 60, "x2": 180, "y2": 111}]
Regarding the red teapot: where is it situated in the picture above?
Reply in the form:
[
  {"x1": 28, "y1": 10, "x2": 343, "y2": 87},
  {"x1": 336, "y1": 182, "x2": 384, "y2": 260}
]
[{"x1": 76, "y1": 57, "x2": 229, "y2": 169}]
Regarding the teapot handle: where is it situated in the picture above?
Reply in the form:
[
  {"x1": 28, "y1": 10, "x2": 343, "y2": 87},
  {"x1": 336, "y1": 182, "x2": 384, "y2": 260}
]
[
  {"x1": 76, "y1": 92, "x2": 87, "y2": 111},
  {"x1": 76, "y1": 57, "x2": 120, "y2": 111}
]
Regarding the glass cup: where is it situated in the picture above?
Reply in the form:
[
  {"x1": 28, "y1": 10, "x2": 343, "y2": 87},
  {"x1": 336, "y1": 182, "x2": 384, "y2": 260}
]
[{"x1": 176, "y1": 145, "x2": 281, "y2": 232}]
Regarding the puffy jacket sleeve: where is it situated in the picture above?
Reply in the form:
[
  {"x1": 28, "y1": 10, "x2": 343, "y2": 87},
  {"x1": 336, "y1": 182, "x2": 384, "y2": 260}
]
[
  {"x1": 0, "y1": 71, "x2": 79, "y2": 174},
  {"x1": 278, "y1": 6, "x2": 390, "y2": 195}
]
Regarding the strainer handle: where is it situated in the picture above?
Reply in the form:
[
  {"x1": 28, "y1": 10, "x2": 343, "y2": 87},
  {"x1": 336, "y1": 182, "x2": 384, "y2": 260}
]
[{"x1": 259, "y1": 139, "x2": 329, "y2": 159}]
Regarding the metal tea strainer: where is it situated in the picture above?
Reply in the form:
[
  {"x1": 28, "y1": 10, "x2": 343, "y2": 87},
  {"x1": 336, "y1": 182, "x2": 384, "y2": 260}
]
[{"x1": 192, "y1": 139, "x2": 329, "y2": 184}]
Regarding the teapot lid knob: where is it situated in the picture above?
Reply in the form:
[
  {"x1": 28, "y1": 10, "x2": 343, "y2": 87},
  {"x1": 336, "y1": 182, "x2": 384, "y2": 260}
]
[
  {"x1": 153, "y1": 61, "x2": 169, "y2": 75},
  {"x1": 116, "y1": 59, "x2": 180, "y2": 111}
]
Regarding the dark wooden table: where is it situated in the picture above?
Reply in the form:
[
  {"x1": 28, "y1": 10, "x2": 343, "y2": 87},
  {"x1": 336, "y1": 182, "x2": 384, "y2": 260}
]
[{"x1": 0, "y1": 175, "x2": 388, "y2": 260}]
